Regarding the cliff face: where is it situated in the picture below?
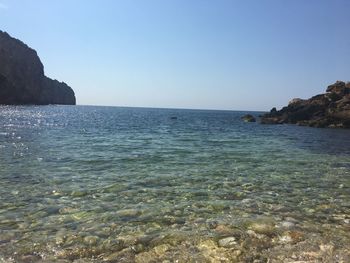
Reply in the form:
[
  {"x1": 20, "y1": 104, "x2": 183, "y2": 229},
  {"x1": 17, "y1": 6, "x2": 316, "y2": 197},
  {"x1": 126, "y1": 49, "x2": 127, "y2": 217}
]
[
  {"x1": 0, "y1": 31, "x2": 75, "y2": 105},
  {"x1": 261, "y1": 81, "x2": 350, "y2": 128}
]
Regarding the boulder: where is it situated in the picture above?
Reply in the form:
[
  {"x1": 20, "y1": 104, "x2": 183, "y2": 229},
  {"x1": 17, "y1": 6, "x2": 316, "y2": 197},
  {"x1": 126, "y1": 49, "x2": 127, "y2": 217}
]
[
  {"x1": 241, "y1": 114, "x2": 256, "y2": 122},
  {"x1": 0, "y1": 30, "x2": 75, "y2": 105}
]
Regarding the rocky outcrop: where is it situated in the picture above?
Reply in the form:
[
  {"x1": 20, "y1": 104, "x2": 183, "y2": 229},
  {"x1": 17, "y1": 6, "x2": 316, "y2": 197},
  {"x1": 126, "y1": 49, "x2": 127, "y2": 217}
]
[
  {"x1": 261, "y1": 81, "x2": 350, "y2": 128},
  {"x1": 0, "y1": 30, "x2": 75, "y2": 105}
]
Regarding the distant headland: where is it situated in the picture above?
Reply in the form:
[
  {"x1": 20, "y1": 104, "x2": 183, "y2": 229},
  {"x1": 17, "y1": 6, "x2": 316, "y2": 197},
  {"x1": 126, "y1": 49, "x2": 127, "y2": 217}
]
[
  {"x1": 0, "y1": 30, "x2": 75, "y2": 105},
  {"x1": 261, "y1": 81, "x2": 350, "y2": 128}
]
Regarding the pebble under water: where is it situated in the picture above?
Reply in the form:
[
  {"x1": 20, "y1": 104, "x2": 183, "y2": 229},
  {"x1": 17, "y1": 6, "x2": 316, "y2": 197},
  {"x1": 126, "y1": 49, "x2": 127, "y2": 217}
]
[{"x1": 0, "y1": 105, "x2": 349, "y2": 262}]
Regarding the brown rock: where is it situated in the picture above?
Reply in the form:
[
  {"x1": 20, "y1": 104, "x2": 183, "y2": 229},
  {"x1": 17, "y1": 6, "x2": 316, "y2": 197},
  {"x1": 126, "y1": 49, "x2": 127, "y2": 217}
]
[
  {"x1": 0, "y1": 30, "x2": 75, "y2": 105},
  {"x1": 326, "y1": 80, "x2": 350, "y2": 96},
  {"x1": 261, "y1": 81, "x2": 350, "y2": 128}
]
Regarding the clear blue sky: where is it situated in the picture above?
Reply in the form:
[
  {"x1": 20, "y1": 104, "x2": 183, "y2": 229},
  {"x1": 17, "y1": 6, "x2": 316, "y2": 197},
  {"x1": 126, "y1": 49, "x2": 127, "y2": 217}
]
[{"x1": 1, "y1": 0, "x2": 349, "y2": 110}]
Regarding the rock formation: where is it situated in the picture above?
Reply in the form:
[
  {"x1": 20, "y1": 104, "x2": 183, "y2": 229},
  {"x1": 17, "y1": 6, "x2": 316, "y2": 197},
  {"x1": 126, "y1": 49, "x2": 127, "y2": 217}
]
[
  {"x1": 261, "y1": 81, "x2": 350, "y2": 128},
  {"x1": 0, "y1": 30, "x2": 75, "y2": 105},
  {"x1": 241, "y1": 114, "x2": 256, "y2": 122}
]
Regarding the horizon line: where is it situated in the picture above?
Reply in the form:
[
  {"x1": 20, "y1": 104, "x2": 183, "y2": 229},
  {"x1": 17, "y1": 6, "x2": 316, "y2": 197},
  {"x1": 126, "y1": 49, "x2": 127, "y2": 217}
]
[{"x1": 74, "y1": 104, "x2": 268, "y2": 113}]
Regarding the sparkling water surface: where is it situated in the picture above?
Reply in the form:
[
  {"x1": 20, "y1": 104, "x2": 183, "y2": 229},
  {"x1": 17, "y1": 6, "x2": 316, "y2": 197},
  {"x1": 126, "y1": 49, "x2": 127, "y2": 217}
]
[{"x1": 0, "y1": 105, "x2": 349, "y2": 262}]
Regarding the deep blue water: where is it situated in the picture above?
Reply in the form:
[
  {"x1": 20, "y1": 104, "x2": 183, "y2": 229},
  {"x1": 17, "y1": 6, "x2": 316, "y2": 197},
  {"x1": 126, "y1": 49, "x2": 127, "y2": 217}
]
[{"x1": 0, "y1": 105, "x2": 349, "y2": 262}]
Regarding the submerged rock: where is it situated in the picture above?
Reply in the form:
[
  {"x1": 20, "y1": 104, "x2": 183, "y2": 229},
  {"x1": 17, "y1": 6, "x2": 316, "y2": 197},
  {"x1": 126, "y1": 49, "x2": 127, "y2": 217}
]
[
  {"x1": 83, "y1": 235, "x2": 99, "y2": 246},
  {"x1": 279, "y1": 221, "x2": 295, "y2": 230},
  {"x1": 116, "y1": 208, "x2": 141, "y2": 217},
  {"x1": 0, "y1": 30, "x2": 75, "y2": 105},
  {"x1": 103, "y1": 247, "x2": 134, "y2": 262},
  {"x1": 247, "y1": 217, "x2": 276, "y2": 236},
  {"x1": 133, "y1": 244, "x2": 170, "y2": 263},
  {"x1": 197, "y1": 239, "x2": 236, "y2": 262},
  {"x1": 261, "y1": 81, "x2": 350, "y2": 128},
  {"x1": 218, "y1": 236, "x2": 237, "y2": 248}
]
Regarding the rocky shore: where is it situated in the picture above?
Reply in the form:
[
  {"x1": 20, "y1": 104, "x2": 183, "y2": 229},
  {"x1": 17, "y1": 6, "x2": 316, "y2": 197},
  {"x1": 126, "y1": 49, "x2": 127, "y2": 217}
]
[
  {"x1": 261, "y1": 81, "x2": 350, "y2": 128},
  {"x1": 3, "y1": 214, "x2": 349, "y2": 262},
  {"x1": 0, "y1": 30, "x2": 75, "y2": 105}
]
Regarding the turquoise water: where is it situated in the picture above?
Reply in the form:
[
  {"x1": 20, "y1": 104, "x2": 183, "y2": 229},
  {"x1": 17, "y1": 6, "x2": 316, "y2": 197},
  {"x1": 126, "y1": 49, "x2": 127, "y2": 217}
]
[{"x1": 0, "y1": 105, "x2": 349, "y2": 262}]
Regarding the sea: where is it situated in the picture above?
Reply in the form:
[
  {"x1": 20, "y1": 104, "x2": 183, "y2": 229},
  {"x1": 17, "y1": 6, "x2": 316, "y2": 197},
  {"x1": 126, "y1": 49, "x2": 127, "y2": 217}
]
[{"x1": 0, "y1": 105, "x2": 349, "y2": 262}]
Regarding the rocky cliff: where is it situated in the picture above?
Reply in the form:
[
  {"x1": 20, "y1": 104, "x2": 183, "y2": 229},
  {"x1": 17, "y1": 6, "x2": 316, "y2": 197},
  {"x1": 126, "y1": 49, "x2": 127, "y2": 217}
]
[
  {"x1": 261, "y1": 81, "x2": 350, "y2": 128},
  {"x1": 0, "y1": 30, "x2": 75, "y2": 105}
]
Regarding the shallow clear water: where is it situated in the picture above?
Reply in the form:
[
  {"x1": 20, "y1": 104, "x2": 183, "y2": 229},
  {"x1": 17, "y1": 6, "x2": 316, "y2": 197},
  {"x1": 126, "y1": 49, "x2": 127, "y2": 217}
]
[{"x1": 0, "y1": 105, "x2": 349, "y2": 262}]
